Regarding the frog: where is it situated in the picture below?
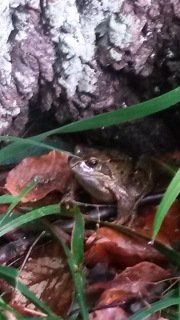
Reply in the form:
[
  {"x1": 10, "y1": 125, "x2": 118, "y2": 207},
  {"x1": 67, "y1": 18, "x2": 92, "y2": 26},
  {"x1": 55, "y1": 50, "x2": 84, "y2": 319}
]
[{"x1": 69, "y1": 145, "x2": 154, "y2": 224}]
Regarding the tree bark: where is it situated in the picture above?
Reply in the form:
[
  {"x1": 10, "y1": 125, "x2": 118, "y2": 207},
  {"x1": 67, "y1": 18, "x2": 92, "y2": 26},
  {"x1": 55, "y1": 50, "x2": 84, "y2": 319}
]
[{"x1": 0, "y1": 0, "x2": 179, "y2": 153}]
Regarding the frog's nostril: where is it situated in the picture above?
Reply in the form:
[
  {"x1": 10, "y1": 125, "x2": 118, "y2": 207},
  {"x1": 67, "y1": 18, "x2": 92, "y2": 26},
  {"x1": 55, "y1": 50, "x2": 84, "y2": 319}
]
[{"x1": 74, "y1": 145, "x2": 84, "y2": 157}]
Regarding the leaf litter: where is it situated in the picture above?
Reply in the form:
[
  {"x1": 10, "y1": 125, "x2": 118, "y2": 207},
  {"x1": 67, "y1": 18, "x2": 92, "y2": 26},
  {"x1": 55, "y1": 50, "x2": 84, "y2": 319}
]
[{"x1": 0, "y1": 149, "x2": 179, "y2": 319}]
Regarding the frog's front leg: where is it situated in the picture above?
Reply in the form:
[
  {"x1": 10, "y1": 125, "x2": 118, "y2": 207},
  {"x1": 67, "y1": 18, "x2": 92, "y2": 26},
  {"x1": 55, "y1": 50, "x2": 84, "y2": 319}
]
[
  {"x1": 106, "y1": 183, "x2": 134, "y2": 224},
  {"x1": 116, "y1": 198, "x2": 136, "y2": 225},
  {"x1": 60, "y1": 180, "x2": 79, "y2": 208}
]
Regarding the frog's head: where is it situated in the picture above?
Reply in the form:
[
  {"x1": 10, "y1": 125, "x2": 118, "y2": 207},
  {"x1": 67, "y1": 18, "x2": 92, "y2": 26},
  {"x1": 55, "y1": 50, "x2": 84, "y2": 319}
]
[{"x1": 69, "y1": 147, "x2": 115, "y2": 202}]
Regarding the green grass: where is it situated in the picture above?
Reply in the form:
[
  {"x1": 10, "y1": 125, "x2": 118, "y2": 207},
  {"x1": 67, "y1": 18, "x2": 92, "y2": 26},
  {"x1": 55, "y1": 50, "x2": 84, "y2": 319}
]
[
  {"x1": 0, "y1": 87, "x2": 179, "y2": 319},
  {"x1": 152, "y1": 168, "x2": 180, "y2": 240},
  {"x1": 0, "y1": 87, "x2": 180, "y2": 165},
  {"x1": 0, "y1": 266, "x2": 60, "y2": 319}
]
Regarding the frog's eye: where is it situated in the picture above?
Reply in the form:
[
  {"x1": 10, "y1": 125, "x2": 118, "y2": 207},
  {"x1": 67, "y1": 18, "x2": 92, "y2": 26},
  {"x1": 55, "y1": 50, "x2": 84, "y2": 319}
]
[{"x1": 86, "y1": 158, "x2": 98, "y2": 168}]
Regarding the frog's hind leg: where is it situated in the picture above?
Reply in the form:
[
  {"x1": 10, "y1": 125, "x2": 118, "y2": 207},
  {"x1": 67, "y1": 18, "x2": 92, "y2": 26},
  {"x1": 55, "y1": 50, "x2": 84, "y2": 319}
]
[{"x1": 60, "y1": 180, "x2": 79, "y2": 209}]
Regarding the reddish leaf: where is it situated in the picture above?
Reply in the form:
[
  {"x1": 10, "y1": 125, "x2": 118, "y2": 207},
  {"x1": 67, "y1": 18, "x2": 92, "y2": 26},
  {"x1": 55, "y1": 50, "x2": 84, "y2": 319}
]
[
  {"x1": 85, "y1": 201, "x2": 180, "y2": 268},
  {"x1": 10, "y1": 241, "x2": 74, "y2": 317},
  {"x1": 136, "y1": 201, "x2": 180, "y2": 245},
  {"x1": 0, "y1": 204, "x2": 12, "y2": 215},
  {"x1": 85, "y1": 227, "x2": 164, "y2": 268},
  {"x1": 5, "y1": 151, "x2": 72, "y2": 202},
  {"x1": 93, "y1": 262, "x2": 170, "y2": 307}
]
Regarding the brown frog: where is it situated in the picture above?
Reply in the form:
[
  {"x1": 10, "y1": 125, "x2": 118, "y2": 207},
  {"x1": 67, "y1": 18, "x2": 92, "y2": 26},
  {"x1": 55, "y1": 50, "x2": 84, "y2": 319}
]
[{"x1": 69, "y1": 146, "x2": 154, "y2": 224}]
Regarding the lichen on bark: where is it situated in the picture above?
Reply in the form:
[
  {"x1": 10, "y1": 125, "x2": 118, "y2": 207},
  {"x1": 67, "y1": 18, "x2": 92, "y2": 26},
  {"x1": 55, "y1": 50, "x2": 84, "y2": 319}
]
[{"x1": 0, "y1": 0, "x2": 179, "y2": 153}]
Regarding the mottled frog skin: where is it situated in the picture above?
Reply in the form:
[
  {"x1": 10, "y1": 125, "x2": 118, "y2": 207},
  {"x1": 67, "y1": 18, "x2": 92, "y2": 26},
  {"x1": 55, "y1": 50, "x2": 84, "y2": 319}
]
[{"x1": 69, "y1": 146, "x2": 154, "y2": 223}]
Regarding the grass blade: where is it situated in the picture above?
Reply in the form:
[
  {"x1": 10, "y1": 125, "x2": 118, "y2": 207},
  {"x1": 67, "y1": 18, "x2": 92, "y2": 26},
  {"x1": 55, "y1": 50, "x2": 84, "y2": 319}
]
[
  {"x1": 0, "y1": 136, "x2": 60, "y2": 152},
  {"x1": 32, "y1": 86, "x2": 180, "y2": 136},
  {"x1": 178, "y1": 282, "x2": 180, "y2": 320},
  {"x1": 152, "y1": 169, "x2": 180, "y2": 240},
  {"x1": 5, "y1": 180, "x2": 38, "y2": 214},
  {"x1": 0, "y1": 266, "x2": 60, "y2": 319},
  {"x1": 71, "y1": 207, "x2": 84, "y2": 265},
  {"x1": 0, "y1": 195, "x2": 17, "y2": 204},
  {"x1": 0, "y1": 298, "x2": 17, "y2": 319},
  {"x1": 0, "y1": 136, "x2": 72, "y2": 165},
  {"x1": 0, "y1": 87, "x2": 180, "y2": 165},
  {"x1": 70, "y1": 208, "x2": 87, "y2": 320},
  {"x1": 93, "y1": 220, "x2": 180, "y2": 265},
  {"x1": 43, "y1": 210, "x2": 88, "y2": 320},
  {"x1": 0, "y1": 204, "x2": 60, "y2": 237},
  {"x1": 66, "y1": 248, "x2": 88, "y2": 320},
  {"x1": 0, "y1": 180, "x2": 39, "y2": 227},
  {"x1": 129, "y1": 297, "x2": 180, "y2": 320}
]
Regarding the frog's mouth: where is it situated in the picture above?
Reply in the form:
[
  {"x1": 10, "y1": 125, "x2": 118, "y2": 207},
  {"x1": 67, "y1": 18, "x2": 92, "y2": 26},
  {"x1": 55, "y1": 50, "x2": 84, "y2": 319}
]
[{"x1": 70, "y1": 160, "x2": 115, "y2": 202}]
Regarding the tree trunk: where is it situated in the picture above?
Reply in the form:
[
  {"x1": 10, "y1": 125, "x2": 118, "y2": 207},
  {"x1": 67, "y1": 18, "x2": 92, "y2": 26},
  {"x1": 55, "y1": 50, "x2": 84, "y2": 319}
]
[{"x1": 0, "y1": 0, "x2": 179, "y2": 153}]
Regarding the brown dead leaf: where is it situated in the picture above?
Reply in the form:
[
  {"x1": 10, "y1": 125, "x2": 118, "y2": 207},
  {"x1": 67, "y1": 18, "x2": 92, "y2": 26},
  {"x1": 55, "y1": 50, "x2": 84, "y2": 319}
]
[
  {"x1": 85, "y1": 227, "x2": 164, "y2": 268},
  {"x1": 135, "y1": 201, "x2": 180, "y2": 245},
  {"x1": 85, "y1": 201, "x2": 180, "y2": 268},
  {"x1": 0, "y1": 204, "x2": 12, "y2": 215},
  {"x1": 5, "y1": 151, "x2": 72, "y2": 202},
  {"x1": 94, "y1": 262, "x2": 170, "y2": 307},
  {"x1": 10, "y1": 241, "x2": 74, "y2": 317}
]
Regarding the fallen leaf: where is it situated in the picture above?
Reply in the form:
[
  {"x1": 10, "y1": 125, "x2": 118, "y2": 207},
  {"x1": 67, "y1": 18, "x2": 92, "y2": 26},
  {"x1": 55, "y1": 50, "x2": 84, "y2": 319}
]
[
  {"x1": 85, "y1": 227, "x2": 164, "y2": 268},
  {"x1": 5, "y1": 151, "x2": 72, "y2": 202},
  {"x1": 135, "y1": 201, "x2": 180, "y2": 245},
  {"x1": 94, "y1": 262, "x2": 170, "y2": 307},
  {"x1": 85, "y1": 201, "x2": 180, "y2": 269},
  {"x1": 0, "y1": 236, "x2": 36, "y2": 265},
  {"x1": 10, "y1": 241, "x2": 74, "y2": 317}
]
